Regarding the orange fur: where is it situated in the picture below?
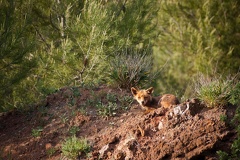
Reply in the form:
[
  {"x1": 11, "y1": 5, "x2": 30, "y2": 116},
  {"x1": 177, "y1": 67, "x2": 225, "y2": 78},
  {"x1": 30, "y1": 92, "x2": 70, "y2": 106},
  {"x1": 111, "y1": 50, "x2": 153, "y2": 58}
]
[
  {"x1": 131, "y1": 87, "x2": 179, "y2": 111},
  {"x1": 159, "y1": 94, "x2": 180, "y2": 109}
]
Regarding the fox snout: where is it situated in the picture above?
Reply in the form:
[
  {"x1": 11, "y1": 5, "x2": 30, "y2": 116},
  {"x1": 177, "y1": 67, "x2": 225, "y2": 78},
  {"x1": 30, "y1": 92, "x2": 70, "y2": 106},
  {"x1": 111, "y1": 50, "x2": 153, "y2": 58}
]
[
  {"x1": 137, "y1": 95, "x2": 152, "y2": 106},
  {"x1": 140, "y1": 99, "x2": 148, "y2": 105},
  {"x1": 131, "y1": 87, "x2": 153, "y2": 107}
]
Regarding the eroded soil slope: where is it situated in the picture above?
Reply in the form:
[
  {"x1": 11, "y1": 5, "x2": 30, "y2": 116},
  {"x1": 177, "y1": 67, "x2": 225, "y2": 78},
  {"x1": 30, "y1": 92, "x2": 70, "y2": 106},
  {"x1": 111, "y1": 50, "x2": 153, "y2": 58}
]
[{"x1": 0, "y1": 85, "x2": 237, "y2": 160}]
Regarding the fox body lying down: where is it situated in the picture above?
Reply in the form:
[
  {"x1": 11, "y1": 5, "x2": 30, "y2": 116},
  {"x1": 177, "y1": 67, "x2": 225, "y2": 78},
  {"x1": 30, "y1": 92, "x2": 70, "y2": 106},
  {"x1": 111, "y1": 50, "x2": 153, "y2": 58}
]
[{"x1": 131, "y1": 87, "x2": 180, "y2": 111}]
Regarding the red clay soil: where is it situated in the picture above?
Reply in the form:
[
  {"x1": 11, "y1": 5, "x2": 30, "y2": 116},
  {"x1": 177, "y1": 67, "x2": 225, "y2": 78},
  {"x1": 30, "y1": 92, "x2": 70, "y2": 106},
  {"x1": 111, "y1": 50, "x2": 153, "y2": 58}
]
[{"x1": 0, "y1": 85, "x2": 237, "y2": 160}]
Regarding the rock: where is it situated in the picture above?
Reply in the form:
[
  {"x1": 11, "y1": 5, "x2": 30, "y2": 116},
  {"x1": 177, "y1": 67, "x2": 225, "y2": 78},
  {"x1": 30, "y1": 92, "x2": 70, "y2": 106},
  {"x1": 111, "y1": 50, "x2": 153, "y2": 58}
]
[
  {"x1": 115, "y1": 136, "x2": 137, "y2": 160},
  {"x1": 99, "y1": 144, "x2": 109, "y2": 159}
]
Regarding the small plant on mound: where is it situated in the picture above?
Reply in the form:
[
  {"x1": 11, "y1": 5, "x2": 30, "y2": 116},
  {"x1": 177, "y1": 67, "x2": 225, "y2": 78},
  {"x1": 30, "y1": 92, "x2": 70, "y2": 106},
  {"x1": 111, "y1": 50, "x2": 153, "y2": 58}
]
[
  {"x1": 119, "y1": 95, "x2": 133, "y2": 110},
  {"x1": 216, "y1": 78, "x2": 240, "y2": 160},
  {"x1": 228, "y1": 82, "x2": 240, "y2": 106},
  {"x1": 69, "y1": 126, "x2": 80, "y2": 136},
  {"x1": 194, "y1": 74, "x2": 238, "y2": 108},
  {"x1": 31, "y1": 127, "x2": 43, "y2": 138},
  {"x1": 61, "y1": 136, "x2": 90, "y2": 159},
  {"x1": 46, "y1": 148, "x2": 56, "y2": 158},
  {"x1": 96, "y1": 102, "x2": 118, "y2": 117},
  {"x1": 217, "y1": 150, "x2": 229, "y2": 160},
  {"x1": 217, "y1": 106, "x2": 240, "y2": 160}
]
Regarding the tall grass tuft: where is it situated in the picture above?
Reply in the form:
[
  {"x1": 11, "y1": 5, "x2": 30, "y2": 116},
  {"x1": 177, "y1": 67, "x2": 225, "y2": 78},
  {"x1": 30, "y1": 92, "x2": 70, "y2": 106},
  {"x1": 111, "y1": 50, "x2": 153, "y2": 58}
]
[
  {"x1": 108, "y1": 48, "x2": 159, "y2": 89},
  {"x1": 194, "y1": 74, "x2": 239, "y2": 108}
]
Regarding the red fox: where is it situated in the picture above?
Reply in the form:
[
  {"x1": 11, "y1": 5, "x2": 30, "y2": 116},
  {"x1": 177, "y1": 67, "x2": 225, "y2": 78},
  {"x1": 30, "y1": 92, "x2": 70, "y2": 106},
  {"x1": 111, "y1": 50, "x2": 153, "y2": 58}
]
[{"x1": 131, "y1": 87, "x2": 180, "y2": 111}]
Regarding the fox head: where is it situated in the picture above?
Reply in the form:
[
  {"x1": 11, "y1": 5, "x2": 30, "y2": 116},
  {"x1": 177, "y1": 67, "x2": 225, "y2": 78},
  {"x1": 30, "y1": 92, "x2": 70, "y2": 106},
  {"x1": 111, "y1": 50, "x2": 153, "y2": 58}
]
[{"x1": 131, "y1": 87, "x2": 154, "y2": 106}]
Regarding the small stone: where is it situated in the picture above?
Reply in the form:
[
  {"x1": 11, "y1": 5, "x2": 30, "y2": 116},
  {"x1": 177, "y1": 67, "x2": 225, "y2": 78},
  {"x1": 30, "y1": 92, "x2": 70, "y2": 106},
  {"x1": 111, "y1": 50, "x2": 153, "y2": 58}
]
[{"x1": 45, "y1": 143, "x2": 52, "y2": 150}]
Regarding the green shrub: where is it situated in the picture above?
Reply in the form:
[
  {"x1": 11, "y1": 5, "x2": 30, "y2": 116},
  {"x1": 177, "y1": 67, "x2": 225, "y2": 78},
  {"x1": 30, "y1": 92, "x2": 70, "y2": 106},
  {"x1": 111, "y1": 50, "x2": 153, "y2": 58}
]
[
  {"x1": 119, "y1": 95, "x2": 133, "y2": 110},
  {"x1": 61, "y1": 136, "x2": 90, "y2": 160},
  {"x1": 217, "y1": 150, "x2": 229, "y2": 160},
  {"x1": 218, "y1": 106, "x2": 240, "y2": 159},
  {"x1": 229, "y1": 82, "x2": 240, "y2": 106},
  {"x1": 46, "y1": 148, "x2": 56, "y2": 157},
  {"x1": 108, "y1": 48, "x2": 159, "y2": 89},
  {"x1": 0, "y1": 0, "x2": 158, "y2": 112},
  {"x1": 69, "y1": 126, "x2": 80, "y2": 136},
  {"x1": 231, "y1": 106, "x2": 240, "y2": 158},
  {"x1": 231, "y1": 135, "x2": 240, "y2": 158},
  {"x1": 31, "y1": 127, "x2": 43, "y2": 138},
  {"x1": 0, "y1": 1, "x2": 38, "y2": 112},
  {"x1": 96, "y1": 102, "x2": 118, "y2": 117},
  {"x1": 154, "y1": 0, "x2": 240, "y2": 96},
  {"x1": 106, "y1": 93, "x2": 117, "y2": 103},
  {"x1": 194, "y1": 74, "x2": 238, "y2": 108},
  {"x1": 220, "y1": 114, "x2": 227, "y2": 122}
]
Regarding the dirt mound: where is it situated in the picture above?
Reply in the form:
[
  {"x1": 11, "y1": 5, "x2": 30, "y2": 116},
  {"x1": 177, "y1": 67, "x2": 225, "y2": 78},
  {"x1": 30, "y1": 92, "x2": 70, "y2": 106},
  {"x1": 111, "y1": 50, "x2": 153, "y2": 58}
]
[
  {"x1": 90, "y1": 100, "x2": 235, "y2": 160},
  {"x1": 0, "y1": 85, "x2": 237, "y2": 160}
]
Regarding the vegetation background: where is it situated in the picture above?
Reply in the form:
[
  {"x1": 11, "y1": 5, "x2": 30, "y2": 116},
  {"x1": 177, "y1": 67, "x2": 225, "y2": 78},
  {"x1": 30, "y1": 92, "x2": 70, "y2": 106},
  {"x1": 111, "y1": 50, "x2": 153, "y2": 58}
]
[
  {"x1": 1, "y1": 0, "x2": 240, "y2": 159},
  {"x1": 0, "y1": 0, "x2": 239, "y2": 111}
]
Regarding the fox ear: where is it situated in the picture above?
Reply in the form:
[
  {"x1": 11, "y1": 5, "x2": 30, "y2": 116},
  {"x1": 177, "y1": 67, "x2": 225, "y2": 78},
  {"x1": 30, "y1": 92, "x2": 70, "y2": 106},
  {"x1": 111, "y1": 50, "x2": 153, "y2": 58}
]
[
  {"x1": 131, "y1": 87, "x2": 138, "y2": 96},
  {"x1": 146, "y1": 87, "x2": 154, "y2": 94}
]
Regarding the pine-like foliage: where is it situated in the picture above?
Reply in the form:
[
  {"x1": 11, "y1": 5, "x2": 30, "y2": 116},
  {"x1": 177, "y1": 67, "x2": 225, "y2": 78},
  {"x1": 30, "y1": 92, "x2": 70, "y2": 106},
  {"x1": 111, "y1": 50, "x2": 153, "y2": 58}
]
[
  {"x1": 0, "y1": 0, "x2": 159, "y2": 111},
  {"x1": 154, "y1": 0, "x2": 240, "y2": 96},
  {"x1": 34, "y1": 0, "x2": 159, "y2": 94},
  {"x1": 35, "y1": 0, "x2": 112, "y2": 92},
  {"x1": 0, "y1": 0, "x2": 37, "y2": 111}
]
